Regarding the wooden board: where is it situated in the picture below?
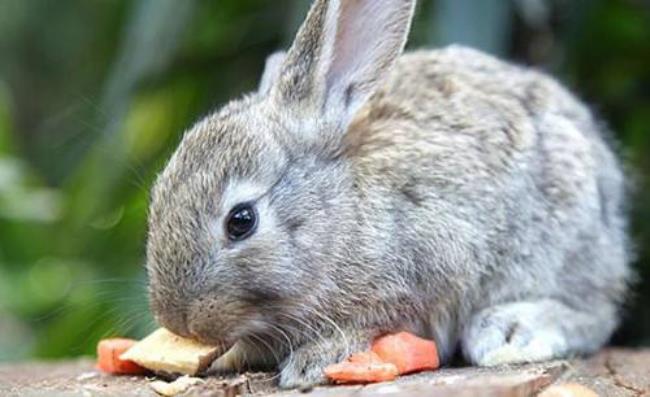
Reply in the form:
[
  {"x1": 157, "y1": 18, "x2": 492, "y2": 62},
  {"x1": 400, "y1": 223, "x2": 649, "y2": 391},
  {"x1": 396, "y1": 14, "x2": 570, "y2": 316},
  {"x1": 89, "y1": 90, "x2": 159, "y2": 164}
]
[{"x1": 0, "y1": 349, "x2": 648, "y2": 397}]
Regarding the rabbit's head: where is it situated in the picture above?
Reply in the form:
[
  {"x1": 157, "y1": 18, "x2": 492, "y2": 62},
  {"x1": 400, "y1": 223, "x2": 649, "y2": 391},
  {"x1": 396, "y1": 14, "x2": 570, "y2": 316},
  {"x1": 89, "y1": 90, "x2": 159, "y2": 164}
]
[{"x1": 147, "y1": 0, "x2": 415, "y2": 346}]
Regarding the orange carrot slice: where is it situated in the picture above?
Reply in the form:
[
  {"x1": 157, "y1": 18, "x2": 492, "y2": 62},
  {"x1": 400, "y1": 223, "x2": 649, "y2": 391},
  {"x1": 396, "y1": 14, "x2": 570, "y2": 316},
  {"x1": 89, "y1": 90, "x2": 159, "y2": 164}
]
[
  {"x1": 371, "y1": 331, "x2": 439, "y2": 374},
  {"x1": 97, "y1": 338, "x2": 148, "y2": 375},
  {"x1": 347, "y1": 351, "x2": 384, "y2": 364},
  {"x1": 324, "y1": 360, "x2": 399, "y2": 384},
  {"x1": 324, "y1": 332, "x2": 440, "y2": 384}
]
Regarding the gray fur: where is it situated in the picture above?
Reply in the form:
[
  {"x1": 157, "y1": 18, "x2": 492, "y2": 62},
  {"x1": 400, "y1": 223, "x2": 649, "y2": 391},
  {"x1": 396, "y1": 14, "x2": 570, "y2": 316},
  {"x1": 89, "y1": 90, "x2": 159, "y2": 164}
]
[{"x1": 146, "y1": 0, "x2": 630, "y2": 388}]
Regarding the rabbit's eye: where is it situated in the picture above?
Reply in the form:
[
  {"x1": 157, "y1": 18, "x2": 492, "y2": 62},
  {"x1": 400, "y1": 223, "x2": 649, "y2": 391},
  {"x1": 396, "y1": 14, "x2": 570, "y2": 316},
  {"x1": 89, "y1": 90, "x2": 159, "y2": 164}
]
[{"x1": 226, "y1": 203, "x2": 258, "y2": 241}]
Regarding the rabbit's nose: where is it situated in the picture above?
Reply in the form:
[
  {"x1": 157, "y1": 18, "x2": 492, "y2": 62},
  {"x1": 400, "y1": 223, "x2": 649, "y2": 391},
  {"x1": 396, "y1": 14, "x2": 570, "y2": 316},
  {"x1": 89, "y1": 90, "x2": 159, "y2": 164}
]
[{"x1": 186, "y1": 297, "x2": 228, "y2": 345}]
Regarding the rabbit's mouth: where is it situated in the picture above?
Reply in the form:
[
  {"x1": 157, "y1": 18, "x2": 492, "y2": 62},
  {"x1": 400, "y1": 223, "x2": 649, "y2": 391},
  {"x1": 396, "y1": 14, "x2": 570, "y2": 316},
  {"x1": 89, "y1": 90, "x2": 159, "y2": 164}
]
[
  {"x1": 185, "y1": 308, "x2": 268, "y2": 348},
  {"x1": 223, "y1": 310, "x2": 276, "y2": 342}
]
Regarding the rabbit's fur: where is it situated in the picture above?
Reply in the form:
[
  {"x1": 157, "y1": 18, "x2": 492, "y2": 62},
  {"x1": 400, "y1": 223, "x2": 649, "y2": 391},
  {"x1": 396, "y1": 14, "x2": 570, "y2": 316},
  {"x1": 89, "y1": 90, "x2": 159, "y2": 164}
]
[{"x1": 146, "y1": 0, "x2": 630, "y2": 388}]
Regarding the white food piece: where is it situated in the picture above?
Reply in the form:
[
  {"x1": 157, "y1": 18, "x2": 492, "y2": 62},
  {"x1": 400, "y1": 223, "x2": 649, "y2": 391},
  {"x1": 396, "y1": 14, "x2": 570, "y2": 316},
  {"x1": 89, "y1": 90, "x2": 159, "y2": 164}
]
[
  {"x1": 539, "y1": 383, "x2": 600, "y2": 397},
  {"x1": 120, "y1": 328, "x2": 223, "y2": 375},
  {"x1": 149, "y1": 375, "x2": 204, "y2": 396}
]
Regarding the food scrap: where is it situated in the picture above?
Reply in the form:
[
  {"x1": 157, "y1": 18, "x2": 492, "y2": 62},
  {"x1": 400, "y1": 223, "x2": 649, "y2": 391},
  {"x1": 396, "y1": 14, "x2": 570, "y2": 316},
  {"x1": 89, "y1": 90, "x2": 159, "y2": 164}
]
[
  {"x1": 324, "y1": 351, "x2": 399, "y2": 384},
  {"x1": 371, "y1": 331, "x2": 439, "y2": 374},
  {"x1": 119, "y1": 328, "x2": 223, "y2": 376},
  {"x1": 149, "y1": 375, "x2": 205, "y2": 396},
  {"x1": 539, "y1": 383, "x2": 600, "y2": 397},
  {"x1": 96, "y1": 338, "x2": 148, "y2": 375},
  {"x1": 324, "y1": 331, "x2": 439, "y2": 384}
]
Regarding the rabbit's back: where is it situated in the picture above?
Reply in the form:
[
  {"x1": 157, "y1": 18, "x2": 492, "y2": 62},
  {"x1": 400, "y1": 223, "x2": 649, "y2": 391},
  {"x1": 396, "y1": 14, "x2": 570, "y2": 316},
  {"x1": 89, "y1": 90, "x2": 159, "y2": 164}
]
[
  {"x1": 351, "y1": 45, "x2": 610, "y2": 188},
  {"x1": 347, "y1": 45, "x2": 629, "y2": 312}
]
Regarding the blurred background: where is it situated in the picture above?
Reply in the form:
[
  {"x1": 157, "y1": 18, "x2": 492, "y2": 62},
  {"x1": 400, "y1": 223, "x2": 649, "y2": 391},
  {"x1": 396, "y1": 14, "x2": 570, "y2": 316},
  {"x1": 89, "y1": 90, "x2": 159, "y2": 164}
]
[{"x1": 0, "y1": 0, "x2": 648, "y2": 361}]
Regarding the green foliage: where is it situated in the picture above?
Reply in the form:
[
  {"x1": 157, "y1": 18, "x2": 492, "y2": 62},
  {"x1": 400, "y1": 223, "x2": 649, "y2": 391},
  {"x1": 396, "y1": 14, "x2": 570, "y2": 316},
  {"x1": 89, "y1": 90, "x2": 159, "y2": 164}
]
[
  {"x1": 560, "y1": 0, "x2": 650, "y2": 345},
  {"x1": 0, "y1": 0, "x2": 648, "y2": 361}
]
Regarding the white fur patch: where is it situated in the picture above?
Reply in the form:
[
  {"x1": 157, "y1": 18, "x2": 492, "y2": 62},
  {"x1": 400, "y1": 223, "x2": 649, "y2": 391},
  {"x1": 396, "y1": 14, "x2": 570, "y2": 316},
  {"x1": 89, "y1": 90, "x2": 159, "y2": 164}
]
[{"x1": 221, "y1": 180, "x2": 267, "y2": 212}]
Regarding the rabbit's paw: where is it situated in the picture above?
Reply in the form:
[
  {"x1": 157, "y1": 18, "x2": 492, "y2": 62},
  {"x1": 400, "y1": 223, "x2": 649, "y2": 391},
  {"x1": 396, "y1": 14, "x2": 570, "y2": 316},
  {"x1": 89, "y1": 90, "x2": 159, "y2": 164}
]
[
  {"x1": 278, "y1": 330, "x2": 373, "y2": 388},
  {"x1": 462, "y1": 302, "x2": 568, "y2": 366},
  {"x1": 279, "y1": 345, "x2": 331, "y2": 388}
]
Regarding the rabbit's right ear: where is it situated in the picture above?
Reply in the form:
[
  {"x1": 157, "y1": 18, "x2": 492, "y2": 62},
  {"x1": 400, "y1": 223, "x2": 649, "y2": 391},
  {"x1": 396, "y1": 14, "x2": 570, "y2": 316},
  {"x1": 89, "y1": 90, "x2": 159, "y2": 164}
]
[{"x1": 271, "y1": 0, "x2": 415, "y2": 132}]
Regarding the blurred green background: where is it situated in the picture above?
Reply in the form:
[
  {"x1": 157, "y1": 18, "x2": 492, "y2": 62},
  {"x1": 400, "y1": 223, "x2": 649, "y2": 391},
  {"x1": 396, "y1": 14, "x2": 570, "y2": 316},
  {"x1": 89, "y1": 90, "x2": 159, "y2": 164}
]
[{"x1": 0, "y1": 0, "x2": 648, "y2": 361}]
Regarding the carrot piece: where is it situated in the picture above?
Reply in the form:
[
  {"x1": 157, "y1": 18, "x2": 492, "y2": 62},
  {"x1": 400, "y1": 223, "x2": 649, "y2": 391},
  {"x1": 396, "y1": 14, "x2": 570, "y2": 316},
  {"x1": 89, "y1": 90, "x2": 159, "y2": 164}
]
[
  {"x1": 371, "y1": 332, "x2": 439, "y2": 375},
  {"x1": 97, "y1": 338, "x2": 148, "y2": 375},
  {"x1": 324, "y1": 332, "x2": 439, "y2": 384},
  {"x1": 347, "y1": 351, "x2": 384, "y2": 364},
  {"x1": 324, "y1": 360, "x2": 399, "y2": 384}
]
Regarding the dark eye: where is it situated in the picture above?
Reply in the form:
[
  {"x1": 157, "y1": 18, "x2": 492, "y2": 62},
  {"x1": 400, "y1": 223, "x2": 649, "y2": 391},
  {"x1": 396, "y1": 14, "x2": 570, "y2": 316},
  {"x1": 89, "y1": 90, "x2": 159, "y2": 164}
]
[{"x1": 226, "y1": 203, "x2": 258, "y2": 241}]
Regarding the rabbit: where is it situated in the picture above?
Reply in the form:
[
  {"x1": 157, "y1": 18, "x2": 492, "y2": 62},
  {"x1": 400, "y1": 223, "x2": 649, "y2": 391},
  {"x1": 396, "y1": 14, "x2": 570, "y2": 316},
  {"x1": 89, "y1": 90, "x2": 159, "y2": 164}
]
[{"x1": 145, "y1": 0, "x2": 631, "y2": 388}]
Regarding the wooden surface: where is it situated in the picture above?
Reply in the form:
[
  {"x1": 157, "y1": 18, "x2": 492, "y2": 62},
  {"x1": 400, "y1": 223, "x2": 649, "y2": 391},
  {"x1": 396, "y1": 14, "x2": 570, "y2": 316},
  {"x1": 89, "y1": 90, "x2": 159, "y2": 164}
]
[{"x1": 1, "y1": 349, "x2": 648, "y2": 397}]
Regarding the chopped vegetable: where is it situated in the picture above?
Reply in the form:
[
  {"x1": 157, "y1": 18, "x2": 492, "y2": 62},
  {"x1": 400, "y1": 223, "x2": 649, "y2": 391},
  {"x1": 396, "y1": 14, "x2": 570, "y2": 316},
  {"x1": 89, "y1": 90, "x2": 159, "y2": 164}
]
[
  {"x1": 347, "y1": 351, "x2": 384, "y2": 364},
  {"x1": 371, "y1": 331, "x2": 439, "y2": 374},
  {"x1": 96, "y1": 338, "x2": 147, "y2": 375},
  {"x1": 324, "y1": 359, "x2": 399, "y2": 384},
  {"x1": 119, "y1": 328, "x2": 224, "y2": 376},
  {"x1": 324, "y1": 331, "x2": 440, "y2": 384}
]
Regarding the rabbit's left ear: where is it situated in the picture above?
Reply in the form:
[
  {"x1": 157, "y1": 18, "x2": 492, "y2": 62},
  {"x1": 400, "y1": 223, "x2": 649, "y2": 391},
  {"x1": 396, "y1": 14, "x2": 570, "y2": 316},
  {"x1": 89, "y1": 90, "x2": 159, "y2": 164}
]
[
  {"x1": 273, "y1": 0, "x2": 415, "y2": 129},
  {"x1": 259, "y1": 51, "x2": 286, "y2": 96}
]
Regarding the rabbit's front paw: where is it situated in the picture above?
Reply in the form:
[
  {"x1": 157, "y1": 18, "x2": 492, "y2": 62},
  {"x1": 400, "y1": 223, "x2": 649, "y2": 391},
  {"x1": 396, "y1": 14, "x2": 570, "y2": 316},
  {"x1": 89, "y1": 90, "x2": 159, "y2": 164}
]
[
  {"x1": 462, "y1": 302, "x2": 568, "y2": 366},
  {"x1": 278, "y1": 329, "x2": 374, "y2": 389},
  {"x1": 278, "y1": 345, "x2": 331, "y2": 389}
]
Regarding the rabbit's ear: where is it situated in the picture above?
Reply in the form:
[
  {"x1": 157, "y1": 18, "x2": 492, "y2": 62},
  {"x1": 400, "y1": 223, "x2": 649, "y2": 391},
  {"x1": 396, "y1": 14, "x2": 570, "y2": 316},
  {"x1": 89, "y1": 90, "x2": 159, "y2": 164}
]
[
  {"x1": 273, "y1": 0, "x2": 415, "y2": 128},
  {"x1": 258, "y1": 51, "x2": 286, "y2": 96}
]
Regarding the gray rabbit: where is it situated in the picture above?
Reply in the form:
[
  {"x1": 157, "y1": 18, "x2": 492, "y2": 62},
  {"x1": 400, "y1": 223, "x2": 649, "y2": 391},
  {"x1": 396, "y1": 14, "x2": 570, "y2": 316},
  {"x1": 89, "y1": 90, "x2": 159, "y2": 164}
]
[{"x1": 146, "y1": 0, "x2": 630, "y2": 388}]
